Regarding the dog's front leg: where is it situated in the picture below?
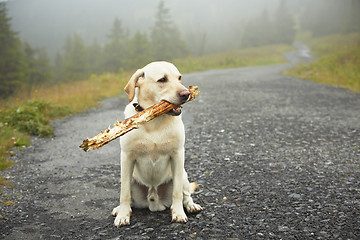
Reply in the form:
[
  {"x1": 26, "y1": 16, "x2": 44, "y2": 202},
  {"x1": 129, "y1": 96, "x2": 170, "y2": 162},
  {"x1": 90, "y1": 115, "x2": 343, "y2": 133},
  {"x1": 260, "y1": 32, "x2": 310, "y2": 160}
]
[
  {"x1": 170, "y1": 148, "x2": 188, "y2": 223},
  {"x1": 112, "y1": 152, "x2": 135, "y2": 227}
]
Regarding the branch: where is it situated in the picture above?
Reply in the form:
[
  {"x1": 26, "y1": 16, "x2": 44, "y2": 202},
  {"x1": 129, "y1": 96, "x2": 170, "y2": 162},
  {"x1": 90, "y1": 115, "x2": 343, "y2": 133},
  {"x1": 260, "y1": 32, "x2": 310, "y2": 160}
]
[{"x1": 80, "y1": 86, "x2": 200, "y2": 152}]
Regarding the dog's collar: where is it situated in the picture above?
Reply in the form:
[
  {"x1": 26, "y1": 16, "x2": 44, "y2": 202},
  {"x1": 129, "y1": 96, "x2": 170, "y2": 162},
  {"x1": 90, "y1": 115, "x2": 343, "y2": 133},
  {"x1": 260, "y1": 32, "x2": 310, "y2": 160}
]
[{"x1": 133, "y1": 103, "x2": 144, "y2": 112}]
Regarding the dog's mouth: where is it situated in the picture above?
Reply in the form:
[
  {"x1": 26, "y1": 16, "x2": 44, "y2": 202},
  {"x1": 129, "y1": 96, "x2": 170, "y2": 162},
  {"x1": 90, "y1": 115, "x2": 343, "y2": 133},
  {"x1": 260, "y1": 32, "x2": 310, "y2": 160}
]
[{"x1": 166, "y1": 106, "x2": 183, "y2": 116}]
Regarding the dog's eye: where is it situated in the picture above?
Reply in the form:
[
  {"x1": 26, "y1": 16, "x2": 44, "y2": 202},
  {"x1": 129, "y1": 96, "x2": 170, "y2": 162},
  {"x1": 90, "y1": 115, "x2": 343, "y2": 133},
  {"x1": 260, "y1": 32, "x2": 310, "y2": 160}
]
[
  {"x1": 157, "y1": 77, "x2": 167, "y2": 83},
  {"x1": 178, "y1": 76, "x2": 182, "y2": 81}
]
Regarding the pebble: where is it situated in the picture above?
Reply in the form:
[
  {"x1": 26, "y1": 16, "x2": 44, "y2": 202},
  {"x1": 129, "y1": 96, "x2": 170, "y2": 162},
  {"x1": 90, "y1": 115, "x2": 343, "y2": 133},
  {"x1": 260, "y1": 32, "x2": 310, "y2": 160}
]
[
  {"x1": 278, "y1": 226, "x2": 290, "y2": 232},
  {"x1": 288, "y1": 193, "x2": 301, "y2": 199}
]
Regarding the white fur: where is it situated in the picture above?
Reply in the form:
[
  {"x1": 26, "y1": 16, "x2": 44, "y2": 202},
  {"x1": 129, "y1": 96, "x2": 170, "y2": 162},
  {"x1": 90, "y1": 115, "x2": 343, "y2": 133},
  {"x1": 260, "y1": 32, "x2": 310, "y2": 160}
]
[{"x1": 112, "y1": 61, "x2": 202, "y2": 227}]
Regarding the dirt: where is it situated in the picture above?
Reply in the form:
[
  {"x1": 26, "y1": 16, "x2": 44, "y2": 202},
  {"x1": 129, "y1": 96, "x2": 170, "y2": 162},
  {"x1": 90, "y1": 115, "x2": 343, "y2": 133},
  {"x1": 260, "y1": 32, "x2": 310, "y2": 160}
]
[{"x1": 1, "y1": 48, "x2": 359, "y2": 239}]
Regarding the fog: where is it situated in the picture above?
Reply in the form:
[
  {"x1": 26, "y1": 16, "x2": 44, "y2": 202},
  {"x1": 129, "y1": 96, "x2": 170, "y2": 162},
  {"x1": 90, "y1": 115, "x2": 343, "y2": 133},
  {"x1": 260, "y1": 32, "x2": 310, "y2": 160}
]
[
  {"x1": 5, "y1": 0, "x2": 360, "y2": 59},
  {"x1": 6, "y1": 0, "x2": 288, "y2": 58}
]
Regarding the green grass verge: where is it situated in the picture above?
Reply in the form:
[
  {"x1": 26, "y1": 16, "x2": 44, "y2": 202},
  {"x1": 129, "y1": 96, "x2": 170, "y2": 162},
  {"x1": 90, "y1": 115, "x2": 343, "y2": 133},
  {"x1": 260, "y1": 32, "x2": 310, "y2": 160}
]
[
  {"x1": 0, "y1": 124, "x2": 30, "y2": 187},
  {"x1": 0, "y1": 126, "x2": 30, "y2": 171},
  {"x1": 1, "y1": 100, "x2": 72, "y2": 138},
  {"x1": 285, "y1": 33, "x2": 360, "y2": 92},
  {"x1": 175, "y1": 44, "x2": 294, "y2": 73}
]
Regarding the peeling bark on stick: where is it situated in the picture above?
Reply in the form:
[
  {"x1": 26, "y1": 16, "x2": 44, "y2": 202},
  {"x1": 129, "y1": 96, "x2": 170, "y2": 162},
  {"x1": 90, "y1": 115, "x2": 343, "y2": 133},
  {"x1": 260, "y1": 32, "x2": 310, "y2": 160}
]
[{"x1": 80, "y1": 86, "x2": 200, "y2": 152}]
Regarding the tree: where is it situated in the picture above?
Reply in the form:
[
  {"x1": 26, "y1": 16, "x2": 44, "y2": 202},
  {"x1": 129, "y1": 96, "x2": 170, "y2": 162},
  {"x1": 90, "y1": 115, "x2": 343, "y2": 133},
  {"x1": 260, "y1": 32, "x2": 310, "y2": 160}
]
[
  {"x1": 103, "y1": 18, "x2": 129, "y2": 72},
  {"x1": 241, "y1": 21, "x2": 258, "y2": 48},
  {"x1": 151, "y1": 1, "x2": 188, "y2": 60},
  {"x1": 54, "y1": 51, "x2": 64, "y2": 82},
  {"x1": 125, "y1": 31, "x2": 152, "y2": 69},
  {"x1": 241, "y1": 8, "x2": 275, "y2": 48},
  {"x1": 0, "y1": 3, "x2": 28, "y2": 98},
  {"x1": 23, "y1": 42, "x2": 53, "y2": 86},
  {"x1": 241, "y1": 1, "x2": 295, "y2": 48},
  {"x1": 272, "y1": 0, "x2": 295, "y2": 44},
  {"x1": 347, "y1": 0, "x2": 360, "y2": 33},
  {"x1": 258, "y1": 9, "x2": 275, "y2": 45},
  {"x1": 88, "y1": 39, "x2": 103, "y2": 74},
  {"x1": 299, "y1": 0, "x2": 359, "y2": 37},
  {"x1": 61, "y1": 33, "x2": 90, "y2": 81}
]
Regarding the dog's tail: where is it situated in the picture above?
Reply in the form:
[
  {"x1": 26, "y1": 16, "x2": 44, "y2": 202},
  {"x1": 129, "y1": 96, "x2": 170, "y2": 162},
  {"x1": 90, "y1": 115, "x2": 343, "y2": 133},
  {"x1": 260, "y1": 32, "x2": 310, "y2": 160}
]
[
  {"x1": 147, "y1": 187, "x2": 158, "y2": 202},
  {"x1": 189, "y1": 182, "x2": 199, "y2": 194}
]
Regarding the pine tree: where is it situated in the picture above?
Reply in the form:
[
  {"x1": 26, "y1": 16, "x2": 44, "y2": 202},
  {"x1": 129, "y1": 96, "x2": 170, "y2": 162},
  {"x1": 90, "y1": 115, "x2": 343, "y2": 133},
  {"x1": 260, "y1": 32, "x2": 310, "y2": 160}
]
[
  {"x1": 257, "y1": 9, "x2": 274, "y2": 45},
  {"x1": 0, "y1": 3, "x2": 28, "y2": 98},
  {"x1": 347, "y1": 0, "x2": 360, "y2": 33},
  {"x1": 241, "y1": 21, "x2": 258, "y2": 48},
  {"x1": 273, "y1": 0, "x2": 295, "y2": 44},
  {"x1": 241, "y1": 9, "x2": 274, "y2": 48},
  {"x1": 151, "y1": 1, "x2": 188, "y2": 60},
  {"x1": 54, "y1": 51, "x2": 64, "y2": 82},
  {"x1": 23, "y1": 42, "x2": 53, "y2": 86},
  {"x1": 36, "y1": 47, "x2": 53, "y2": 82},
  {"x1": 125, "y1": 31, "x2": 152, "y2": 69},
  {"x1": 103, "y1": 18, "x2": 129, "y2": 72},
  {"x1": 88, "y1": 39, "x2": 103, "y2": 74},
  {"x1": 241, "y1": 1, "x2": 295, "y2": 48},
  {"x1": 61, "y1": 33, "x2": 90, "y2": 81},
  {"x1": 299, "y1": 0, "x2": 359, "y2": 37}
]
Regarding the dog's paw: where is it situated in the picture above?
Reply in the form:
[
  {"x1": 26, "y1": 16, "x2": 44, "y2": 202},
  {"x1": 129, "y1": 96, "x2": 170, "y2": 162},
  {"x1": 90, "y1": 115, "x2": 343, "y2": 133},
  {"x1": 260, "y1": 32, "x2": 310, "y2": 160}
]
[
  {"x1": 186, "y1": 203, "x2": 203, "y2": 213},
  {"x1": 170, "y1": 207, "x2": 188, "y2": 223},
  {"x1": 112, "y1": 205, "x2": 132, "y2": 227}
]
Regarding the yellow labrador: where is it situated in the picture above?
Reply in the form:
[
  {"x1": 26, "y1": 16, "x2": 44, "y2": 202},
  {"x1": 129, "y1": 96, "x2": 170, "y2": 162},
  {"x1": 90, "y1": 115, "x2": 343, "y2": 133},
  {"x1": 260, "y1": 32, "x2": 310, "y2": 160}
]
[{"x1": 112, "y1": 61, "x2": 202, "y2": 227}]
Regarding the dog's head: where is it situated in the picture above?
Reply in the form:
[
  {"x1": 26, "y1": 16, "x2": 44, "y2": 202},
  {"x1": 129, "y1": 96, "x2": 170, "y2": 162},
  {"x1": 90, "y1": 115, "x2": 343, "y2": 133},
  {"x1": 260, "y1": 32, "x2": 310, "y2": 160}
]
[{"x1": 124, "y1": 62, "x2": 190, "y2": 115}]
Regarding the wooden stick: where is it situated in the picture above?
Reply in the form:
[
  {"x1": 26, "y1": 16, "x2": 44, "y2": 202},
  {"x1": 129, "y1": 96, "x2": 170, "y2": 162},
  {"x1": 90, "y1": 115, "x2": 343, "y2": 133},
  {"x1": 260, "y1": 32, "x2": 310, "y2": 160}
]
[{"x1": 80, "y1": 86, "x2": 200, "y2": 152}]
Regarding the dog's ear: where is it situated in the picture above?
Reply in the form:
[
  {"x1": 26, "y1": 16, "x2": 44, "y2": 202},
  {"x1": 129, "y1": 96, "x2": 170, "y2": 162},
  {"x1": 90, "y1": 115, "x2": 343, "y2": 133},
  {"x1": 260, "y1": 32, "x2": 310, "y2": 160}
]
[{"x1": 124, "y1": 69, "x2": 144, "y2": 102}]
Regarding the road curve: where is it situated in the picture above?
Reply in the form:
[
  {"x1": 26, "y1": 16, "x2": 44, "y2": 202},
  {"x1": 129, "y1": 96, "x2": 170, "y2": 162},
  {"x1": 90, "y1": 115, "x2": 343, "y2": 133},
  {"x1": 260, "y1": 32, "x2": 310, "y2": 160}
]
[{"x1": 1, "y1": 49, "x2": 359, "y2": 239}]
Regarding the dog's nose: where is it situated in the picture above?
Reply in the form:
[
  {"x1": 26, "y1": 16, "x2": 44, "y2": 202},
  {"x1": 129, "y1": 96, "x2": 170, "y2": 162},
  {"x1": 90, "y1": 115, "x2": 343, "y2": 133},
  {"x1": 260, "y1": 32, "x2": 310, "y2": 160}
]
[{"x1": 178, "y1": 90, "x2": 190, "y2": 102}]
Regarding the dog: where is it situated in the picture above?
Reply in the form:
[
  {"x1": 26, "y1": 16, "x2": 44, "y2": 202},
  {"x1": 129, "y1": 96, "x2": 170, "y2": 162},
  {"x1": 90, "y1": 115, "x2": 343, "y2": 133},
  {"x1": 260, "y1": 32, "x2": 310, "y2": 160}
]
[{"x1": 112, "y1": 61, "x2": 202, "y2": 227}]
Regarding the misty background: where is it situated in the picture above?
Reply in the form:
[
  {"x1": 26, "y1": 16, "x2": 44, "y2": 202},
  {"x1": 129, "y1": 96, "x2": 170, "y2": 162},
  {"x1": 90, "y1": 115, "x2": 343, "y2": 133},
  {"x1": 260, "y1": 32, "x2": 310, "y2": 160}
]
[
  {"x1": 7, "y1": 0, "x2": 359, "y2": 58},
  {"x1": 1, "y1": 0, "x2": 359, "y2": 97},
  {"x1": 6, "y1": 0, "x2": 279, "y2": 58}
]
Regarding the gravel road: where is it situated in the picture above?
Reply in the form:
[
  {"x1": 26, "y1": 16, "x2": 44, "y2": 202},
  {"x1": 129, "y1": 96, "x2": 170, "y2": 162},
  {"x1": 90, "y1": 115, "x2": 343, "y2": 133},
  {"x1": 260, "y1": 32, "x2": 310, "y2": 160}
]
[{"x1": 1, "y1": 48, "x2": 359, "y2": 239}]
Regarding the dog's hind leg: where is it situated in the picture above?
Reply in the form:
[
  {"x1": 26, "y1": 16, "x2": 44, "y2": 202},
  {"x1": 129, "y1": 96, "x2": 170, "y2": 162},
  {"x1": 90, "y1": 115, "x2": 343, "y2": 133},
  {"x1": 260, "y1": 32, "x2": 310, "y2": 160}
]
[
  {"x1": 183, "y1": 178, "x2": 202, "y2": 213},
  {"x1": 130, "y1": 179, "x2": 149, "y2": 209}
]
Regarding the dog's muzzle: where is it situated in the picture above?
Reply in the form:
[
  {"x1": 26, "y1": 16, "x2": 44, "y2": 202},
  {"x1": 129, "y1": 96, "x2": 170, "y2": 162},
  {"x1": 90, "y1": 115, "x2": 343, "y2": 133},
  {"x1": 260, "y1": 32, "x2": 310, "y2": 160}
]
[{"x1": 164, "y1": 89, "x2": 189, "y2": 116}]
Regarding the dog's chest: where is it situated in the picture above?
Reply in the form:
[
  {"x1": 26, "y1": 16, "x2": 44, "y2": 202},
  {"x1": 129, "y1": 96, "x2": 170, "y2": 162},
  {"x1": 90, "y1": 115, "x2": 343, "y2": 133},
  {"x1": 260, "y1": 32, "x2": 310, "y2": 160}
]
[
  {"x1": 133, "y1": 134, "x2": 179, "y2": 161},
  {"x1": 130, "y1": 133, "x2": 179, "y2": 184},
  {"x1": 121, "y1": 116, "x2": 185, "y2": 163}
]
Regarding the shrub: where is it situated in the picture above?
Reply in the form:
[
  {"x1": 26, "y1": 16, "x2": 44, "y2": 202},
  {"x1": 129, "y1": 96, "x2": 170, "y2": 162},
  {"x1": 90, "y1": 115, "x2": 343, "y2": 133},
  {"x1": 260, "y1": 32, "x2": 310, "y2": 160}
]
[{"x1": 0, "y1": 100, "x2": 72, "y2": 137}]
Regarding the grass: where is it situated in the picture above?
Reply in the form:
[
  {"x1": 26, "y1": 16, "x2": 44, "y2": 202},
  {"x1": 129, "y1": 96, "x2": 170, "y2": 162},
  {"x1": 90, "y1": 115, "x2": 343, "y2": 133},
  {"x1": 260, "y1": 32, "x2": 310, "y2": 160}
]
[
  {"x1": 0, "y1": 125, "x2": 30, "y2": 188},
  {"x1": 0, "y1": 44, "x2": 292, "y2": 189},
  {"x1": 285, "y1": 33, "x2": 360, "y2": 92},
  {"x1": 0, "y1": 72, "x2": 130, "y2": 113},
  {"x1": 0, "y1": 126, "x2": 30, "y2": 171},
  {"x1": 175, "y1": 44, "x2": 294, "y2": 73}
]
